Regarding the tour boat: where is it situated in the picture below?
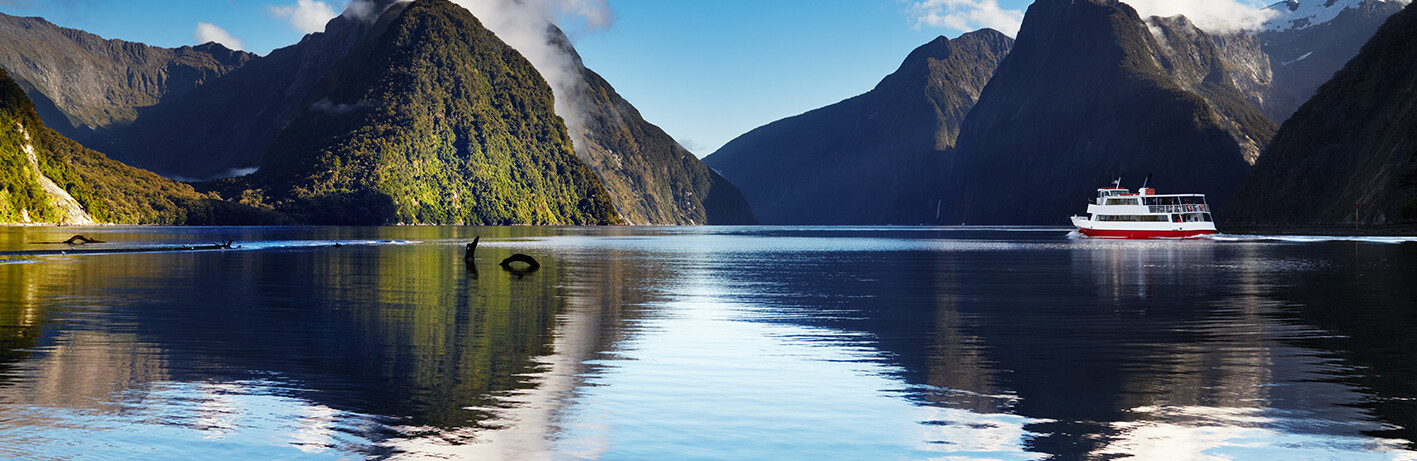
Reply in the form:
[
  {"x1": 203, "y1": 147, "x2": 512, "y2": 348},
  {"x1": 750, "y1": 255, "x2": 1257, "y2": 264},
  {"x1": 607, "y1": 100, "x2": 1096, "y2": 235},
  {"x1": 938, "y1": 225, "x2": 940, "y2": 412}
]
[{"x1": 1070, "y1": 179, "x2": 1216, "y2": 239}]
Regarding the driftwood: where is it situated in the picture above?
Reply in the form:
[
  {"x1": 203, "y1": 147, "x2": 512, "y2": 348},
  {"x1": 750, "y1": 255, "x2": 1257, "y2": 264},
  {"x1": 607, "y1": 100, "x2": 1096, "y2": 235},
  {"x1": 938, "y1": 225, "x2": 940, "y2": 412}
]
[
  {"x1": 0, "y1": 240, "x2": 239, "y2": 257},
  {"x1": 499, "y1": 254, "x2": 540, "y2": 271},
  {"x1": 465, "y1": 236, "x2": 480, "y2": 263},
  {"x1": 62, "y1": 235, "x2": 105, "y2": 244}
]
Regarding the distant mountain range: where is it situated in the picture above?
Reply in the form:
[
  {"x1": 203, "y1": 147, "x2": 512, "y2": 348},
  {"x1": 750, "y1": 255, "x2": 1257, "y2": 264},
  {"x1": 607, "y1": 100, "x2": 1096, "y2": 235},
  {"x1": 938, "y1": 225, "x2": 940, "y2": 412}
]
[
  {"x1": 0, "y1": 0, "x2": 754, "y2": 225},
  {"x1": 707, "y1": 0, "x2": 1407, "y2": 225},
  {"x1": 705, "y1": 31, "x2": 1013, "y2": 224},
  {"x1": 1225, "y1": 1, "x2": 1417, "y2": 224}
]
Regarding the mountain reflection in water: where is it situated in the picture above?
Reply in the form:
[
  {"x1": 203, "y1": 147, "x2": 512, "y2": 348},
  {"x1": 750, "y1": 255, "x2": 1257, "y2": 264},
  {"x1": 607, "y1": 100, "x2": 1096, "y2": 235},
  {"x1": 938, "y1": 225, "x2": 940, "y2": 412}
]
[{"x1": 0, "y1": 226, "x2": 1414, "y2": 460}]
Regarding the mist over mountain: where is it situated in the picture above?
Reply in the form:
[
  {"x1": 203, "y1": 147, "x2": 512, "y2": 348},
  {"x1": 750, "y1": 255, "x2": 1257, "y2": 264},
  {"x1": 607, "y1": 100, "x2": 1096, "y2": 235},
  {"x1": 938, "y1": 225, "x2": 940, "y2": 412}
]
[
  {"x1": 548, "y1": 28, "x2": 756, "y2": 225},
  {"x1": 1226, "y1": 2, "x2": 1417, "y2": 225},
  {"x1": 704, "y1": 30, "x2": 1013, "y2": 224},
  {"x1": 207, "y1": 0, "x2": 619, "y2": 225},
  {"x1": 0, "y1": 0, "x2": 751, "y2": 225}
]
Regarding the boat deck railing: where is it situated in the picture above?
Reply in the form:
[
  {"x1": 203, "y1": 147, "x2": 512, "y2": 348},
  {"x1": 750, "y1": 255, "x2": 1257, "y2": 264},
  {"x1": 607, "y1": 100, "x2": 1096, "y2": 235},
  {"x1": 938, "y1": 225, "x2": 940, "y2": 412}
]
[{"x1": 1149, "y1": 204, "x2": 1209, "y2": 214}]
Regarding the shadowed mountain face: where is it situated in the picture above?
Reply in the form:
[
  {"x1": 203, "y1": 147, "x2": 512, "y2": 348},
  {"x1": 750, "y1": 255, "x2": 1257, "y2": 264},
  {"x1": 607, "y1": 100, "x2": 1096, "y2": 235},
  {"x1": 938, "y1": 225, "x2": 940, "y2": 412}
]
[
  {"x1": 109, "y1": 7, "x2": 389, "y2": 179},
  {"x1": 221, "y1": 0, "x2": 620, "y2": 225},
  {"x1": 1144, "y1": 15, "x2": 1277, "y2": 164},
  {"x1": 1256, "y1": 0, "x2": 1407, "y2": 123},
  {"x1": 0, "y1": 69, "x2": 278, "y2": 225},
  {"x1": 942, "y1": 0, "x2": 1254, "y2": 225},
  {"x1": 550, "y1": 30, "x2": 756, "y2": 225},
  {"x1": 1225, "y1": 3, "x2": 1417, "y2": 225},
  {"x1": 704, "y1": 30, "x2": 1014, "y2": 224},
  {"x1": 0, "y1": 13, "x2": 252, "y2": 164}
]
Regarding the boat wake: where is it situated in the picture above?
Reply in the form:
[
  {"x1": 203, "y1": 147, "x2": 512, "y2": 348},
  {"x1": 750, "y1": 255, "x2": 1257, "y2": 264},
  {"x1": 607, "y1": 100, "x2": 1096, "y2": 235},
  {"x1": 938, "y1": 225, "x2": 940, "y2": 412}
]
[{"x1": 1211, "y1": 234, "x2": 1417, "y2": 244}]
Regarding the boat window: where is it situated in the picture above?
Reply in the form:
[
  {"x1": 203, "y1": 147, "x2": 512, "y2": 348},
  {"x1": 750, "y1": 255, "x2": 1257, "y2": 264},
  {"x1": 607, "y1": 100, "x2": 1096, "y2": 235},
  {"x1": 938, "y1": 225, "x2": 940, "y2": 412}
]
[
  {"x1": 1104, "y1": 198, "x2": 1139, "y2": 206},
  {"x1": 1096, "y1": 215, "x2": 1167, "y2": 222},
  {"x1": 1174, "y1": 213, "x2": 1214, "y2": 222}
]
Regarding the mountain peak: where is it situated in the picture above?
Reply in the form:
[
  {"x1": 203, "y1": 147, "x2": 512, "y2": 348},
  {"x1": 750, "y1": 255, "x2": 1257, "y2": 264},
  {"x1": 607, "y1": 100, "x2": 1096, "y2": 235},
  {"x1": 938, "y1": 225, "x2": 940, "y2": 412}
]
[{"x1": 1263, "y1": 0, "x2": 1407, "y2": 31}]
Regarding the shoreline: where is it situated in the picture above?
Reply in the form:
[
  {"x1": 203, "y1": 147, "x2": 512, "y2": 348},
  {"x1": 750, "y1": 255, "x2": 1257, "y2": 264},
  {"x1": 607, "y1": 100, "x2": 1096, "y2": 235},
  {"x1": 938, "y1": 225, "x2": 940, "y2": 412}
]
[{"x1": 6, "y1": 222, "x2": 1417, "y2": 237}]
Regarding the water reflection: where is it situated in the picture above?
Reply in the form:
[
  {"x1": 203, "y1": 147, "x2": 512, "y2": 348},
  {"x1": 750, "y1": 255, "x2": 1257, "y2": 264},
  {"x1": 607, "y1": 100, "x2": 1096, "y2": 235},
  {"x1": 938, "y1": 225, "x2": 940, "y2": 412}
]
[{"x1": 0, "y1": 227, "x2": 1415, "y2": 459}]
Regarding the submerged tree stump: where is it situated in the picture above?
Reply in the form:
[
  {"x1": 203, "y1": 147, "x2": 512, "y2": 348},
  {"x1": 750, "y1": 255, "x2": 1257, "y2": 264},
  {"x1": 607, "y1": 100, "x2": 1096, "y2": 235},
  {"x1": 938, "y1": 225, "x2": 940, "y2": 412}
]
[{"x1": 499, "y1": 254, "x2": 540, "y2": 272}]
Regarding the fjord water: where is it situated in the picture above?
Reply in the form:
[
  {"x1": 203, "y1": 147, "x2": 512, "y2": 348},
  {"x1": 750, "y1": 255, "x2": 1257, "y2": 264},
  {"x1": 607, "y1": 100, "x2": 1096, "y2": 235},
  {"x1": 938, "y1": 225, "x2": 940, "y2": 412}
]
[{"x1": 1, "y1": 227, "x2": 1416, "y2": 460}]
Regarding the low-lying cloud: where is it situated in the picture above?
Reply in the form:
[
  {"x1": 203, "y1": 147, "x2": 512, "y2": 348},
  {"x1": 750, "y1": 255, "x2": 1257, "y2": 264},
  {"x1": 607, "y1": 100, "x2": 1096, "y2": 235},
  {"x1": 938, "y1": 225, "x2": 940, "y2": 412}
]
[
  {"x1": 452, "y1": 0, "x2": 615, "y2": 147},
  {"x1": 269, "y1": 0, "x2": 342, "y2": 34},
  {"x1": 907, "y1": 0, "x2": 1025, "y2": 37},
  {"x1": 1123, "y1": 0, "x2": 1277, "y2": 33},
  {"x1": 328, "y1": 0, "x2": 613, "y2": 151},
  {"x1": 194, "y1": 22, "x2": 244, "y2": 50}
]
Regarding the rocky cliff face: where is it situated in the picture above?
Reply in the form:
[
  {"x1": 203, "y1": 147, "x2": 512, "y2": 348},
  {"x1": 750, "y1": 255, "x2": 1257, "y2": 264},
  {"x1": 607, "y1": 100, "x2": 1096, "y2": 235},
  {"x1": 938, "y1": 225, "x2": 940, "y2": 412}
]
[
  {"x1": 0, "y1": 13, "x2": 252, "y2": 163},
  {"x1": 1144, "y1": 15, "x2": 1278, "y2": 164},
  {"x1": 704, "y1": 30, "x2": 1013, "y2": 224},
  {"x1": 944, "y1": 0, "x2": 1254, "y2": 225},
  {"x1": 1225, "y1": 2, "x2": 1417, "y2": 225}
]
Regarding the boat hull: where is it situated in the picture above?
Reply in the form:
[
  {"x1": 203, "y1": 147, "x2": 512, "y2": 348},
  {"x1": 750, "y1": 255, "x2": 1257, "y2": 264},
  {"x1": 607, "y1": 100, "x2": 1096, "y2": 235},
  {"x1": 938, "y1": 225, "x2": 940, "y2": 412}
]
[{"x1": 1076, "y1": 227, "x2": 1215, "y2": 239}]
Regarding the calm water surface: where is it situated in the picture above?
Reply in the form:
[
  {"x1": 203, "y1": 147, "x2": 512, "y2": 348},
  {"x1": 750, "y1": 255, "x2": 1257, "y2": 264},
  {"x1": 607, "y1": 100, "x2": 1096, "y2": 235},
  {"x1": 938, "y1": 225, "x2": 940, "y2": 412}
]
[{"x1": 1, "y1": 226, "x2": 1416, "y2": 460}]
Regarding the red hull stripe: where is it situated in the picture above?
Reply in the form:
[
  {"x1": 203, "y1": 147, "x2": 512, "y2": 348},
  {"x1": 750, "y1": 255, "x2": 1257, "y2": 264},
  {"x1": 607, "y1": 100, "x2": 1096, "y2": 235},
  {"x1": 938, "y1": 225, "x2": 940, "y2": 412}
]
[{"x1": 1078, "y1": 228, "x2": 1216, "y2": 239}]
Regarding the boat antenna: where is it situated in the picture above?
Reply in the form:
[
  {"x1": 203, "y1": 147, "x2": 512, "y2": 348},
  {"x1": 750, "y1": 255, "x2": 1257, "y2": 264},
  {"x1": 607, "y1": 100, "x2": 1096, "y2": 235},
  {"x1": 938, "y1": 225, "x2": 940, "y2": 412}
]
[
  {"x1": 1141, "y1": 173, "x2": 1151, "y2": 189},
  {"x1": 1113, "y1": 177, "x2": 1121, "y2": 188}
]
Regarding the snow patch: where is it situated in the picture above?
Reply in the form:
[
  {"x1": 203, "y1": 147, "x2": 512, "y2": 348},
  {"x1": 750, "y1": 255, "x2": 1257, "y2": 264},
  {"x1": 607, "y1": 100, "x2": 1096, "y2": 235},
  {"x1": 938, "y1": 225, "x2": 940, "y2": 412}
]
[
  {"x1": 1281, "y1": 51, "x2": 1314, "y2": 65},
  {"x1": 1262, "y1": 0, "x2": 1407, "y2": 31}
]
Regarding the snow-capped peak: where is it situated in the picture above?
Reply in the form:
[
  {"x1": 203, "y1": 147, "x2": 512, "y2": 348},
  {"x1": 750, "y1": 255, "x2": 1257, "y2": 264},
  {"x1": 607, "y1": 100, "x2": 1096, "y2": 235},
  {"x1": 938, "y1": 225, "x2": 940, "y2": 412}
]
[{"x1": 1263, "y1": 0, "x2": 1411, "y2": 31}]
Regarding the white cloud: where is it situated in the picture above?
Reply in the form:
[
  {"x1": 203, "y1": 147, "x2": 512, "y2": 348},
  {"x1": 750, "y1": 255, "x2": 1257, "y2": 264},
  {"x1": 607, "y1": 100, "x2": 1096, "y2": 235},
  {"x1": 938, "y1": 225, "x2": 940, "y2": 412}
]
[
  {"x1": 907, "y1": 0, "x2": 1025, "y2": 37},
  {"x1": 1123, "y1": 0, "x2": 1277, "y2": 33},
  {"x1": 194, "y1": 22, "x2": 244, "y2": 50},
  {"x1": 452, "y1": 0, "x2": 615, "y2": 146},
  {"x1": 269, "y1": 0, "x2": 342, "y2": 34}
]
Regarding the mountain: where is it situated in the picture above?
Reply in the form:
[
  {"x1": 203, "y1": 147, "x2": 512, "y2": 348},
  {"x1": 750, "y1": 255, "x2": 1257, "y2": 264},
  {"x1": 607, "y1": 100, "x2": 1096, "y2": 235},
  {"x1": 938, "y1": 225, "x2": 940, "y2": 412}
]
[
  {"x1": 943, "y1": 0, "x2": 1256, "y2": 225},
  {"x1": 1144, "y1": 15, "x2": 1278, "y2": 163},
  {"x1": 0, "y1": 13, "x2": 252, "y2": 165},
  {"x1": 1224, "y1": 2, "x2": 1417, "y2": 225},
  {"x1": 1254, "y1": 0, "x2": 1409, "y2": 122},
  {"x1": 704, "y1": 30, "x2": 1014, "y2": 224},
  {"x1": 2, "y1": 0, "x2": 751, "y2": 225},
  {"x1": 212, "y1": 0, "x2": 620, "y2": 225},
  {"x1": 551, "y1": 30, "x2": 756, "y2": 225},
  {"x1": 105, "y1": 7, "x2": 384, "y2": 179},
  {"x1": 0, "y1": 68, "x2": 278, "y2": 225}
]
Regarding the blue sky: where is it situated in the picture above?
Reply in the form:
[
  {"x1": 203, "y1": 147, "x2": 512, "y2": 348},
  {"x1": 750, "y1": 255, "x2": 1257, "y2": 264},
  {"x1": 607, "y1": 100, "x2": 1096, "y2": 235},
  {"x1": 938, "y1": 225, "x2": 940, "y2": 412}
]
[{"x1": 0, "y1": 0, "x2": 1271, "y2": 156}]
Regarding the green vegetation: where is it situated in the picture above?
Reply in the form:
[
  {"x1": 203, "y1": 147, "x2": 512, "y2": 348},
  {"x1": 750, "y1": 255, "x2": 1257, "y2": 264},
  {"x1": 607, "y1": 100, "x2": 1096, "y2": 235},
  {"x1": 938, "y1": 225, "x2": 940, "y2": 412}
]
[
  {"x1": 0, "y1": 68, "x2": 282, "y2": 225},
  {"x1": 225, "y1": 0, "x2": 620, "y2": 225},
  {"x1": 0, "y1": 68, "x2": 58, "y2": 223}
]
